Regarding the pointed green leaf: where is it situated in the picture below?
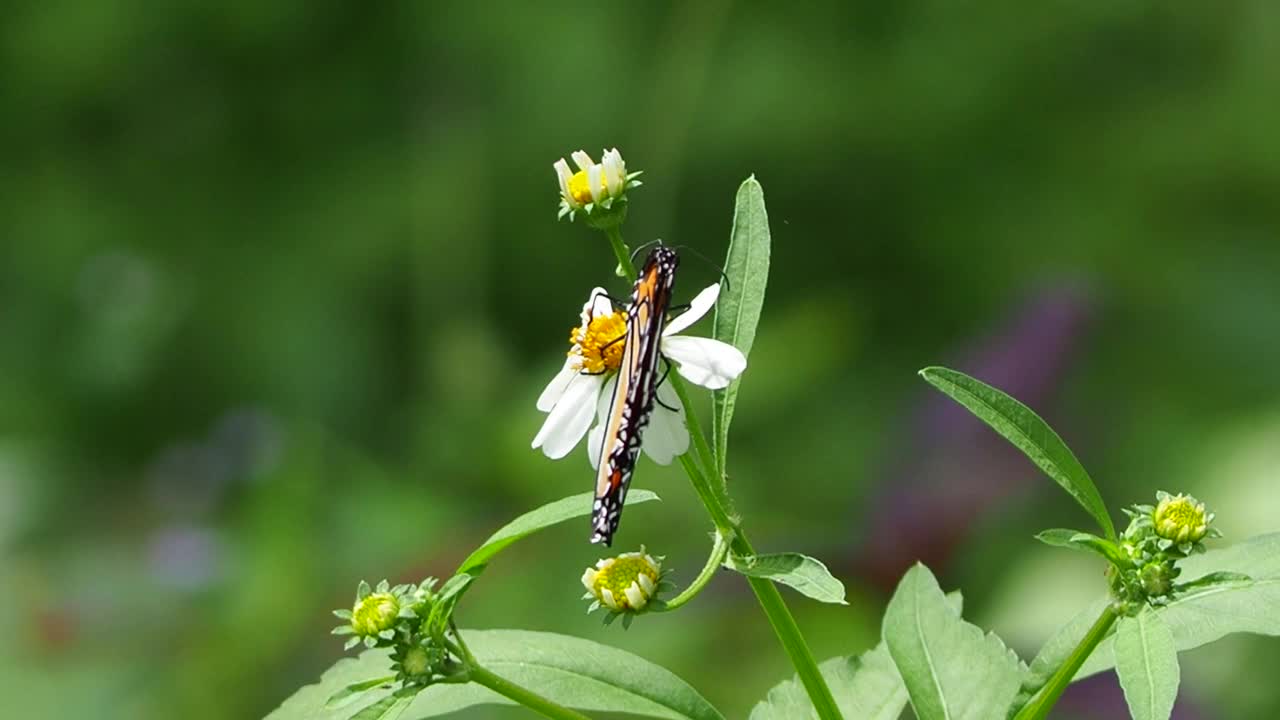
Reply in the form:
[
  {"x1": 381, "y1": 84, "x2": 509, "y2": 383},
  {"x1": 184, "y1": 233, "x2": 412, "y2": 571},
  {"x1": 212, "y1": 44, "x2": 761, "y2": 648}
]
[
  {"x1": 266, "y1": 629, "x2": 723, "y2": 720},
  {"x1": 456, "y1": 490, "x2": 659, "y2": 575},
  {"x1": 919, "y1": 367, "x2": 1116, "y2": 540},
  {"x1": 325, "y1": 677, "x2": 396, "y2": 710},
  {"x1": 1034, "y1": 529, "x2": 1126, "y2": 565},
  {"x1": 725, "y1": 552, "x2": 847, "y2": 604},
  {"x1": 348, "y1": 692, "x2": 416, "y2": 720},
  {"x1": 749, "y1": 644, "x2": 907, "y2": 720},
  {"x1": 712, "y1": 176, "x2": 771, "y2": 477},
  {"x1": 882, "y1": 564, "x2": 1025, "y2": 720},
  {"x1": 1114, "y1": 610, "x2": 1179, "y2": 720}
]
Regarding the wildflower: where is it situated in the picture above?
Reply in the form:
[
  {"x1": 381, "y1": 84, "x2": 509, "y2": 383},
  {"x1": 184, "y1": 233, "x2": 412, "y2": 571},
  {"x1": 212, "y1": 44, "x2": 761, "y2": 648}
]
[
  {"x1": 582, "y1": 549, "x2": 662, "y2": 613},
  {"x1": 532, "y1": 283, "x2": 746, "y2": 463},
  {"x1": 1152, "y1": 492, "x2": 1212, "y2": 545},
  {"x1": 554, "y1": 148, "x2": 642, "y2": 224}
]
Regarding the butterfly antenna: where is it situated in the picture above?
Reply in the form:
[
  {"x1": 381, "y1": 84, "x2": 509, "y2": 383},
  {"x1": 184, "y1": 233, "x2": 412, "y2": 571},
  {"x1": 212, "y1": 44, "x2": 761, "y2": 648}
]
[
  {"x1": 629, "y1": 239, "x2": 663, "y2": 266},
  {"x1": 672, "y1": 244, "x2": 731, "y2": 294}
]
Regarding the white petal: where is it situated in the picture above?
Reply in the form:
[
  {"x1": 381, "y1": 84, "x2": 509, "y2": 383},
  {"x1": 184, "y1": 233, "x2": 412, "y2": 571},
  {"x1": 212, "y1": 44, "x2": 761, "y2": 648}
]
[
  {"x1": 532, "y1": 374, "x2": 604, "y2": 458},
  {"x1": 624, "y1": 582, "x2": 648, "y2": 610},
  {"x1": 587, "y1": 287, "x2": 614, "y2": 320},
  {"x1": 572, "y1": 150, "x2": 594, "y2": 171},
  {"x1": 664, "y1": 284, "x2": 720, "y2": 336},
  {"x1": 581, "y1": 568, "x2": 598, "y2": 592},
  {"x1": 601, "y1": 150, "x2": 624, "y2": 196},
  {"x1": 641, "y1": 383, "x2": 688, "y2": 465},
  {"x1": 600, "y1": 587, "x2": 620, "y2": 611},
  {"x1": 661, "y1": 335, "x2": 747, "y2": 390},
  {"x1": 554, "y1": 159, "x2": 572, "y2": 196},
  {"x1": 637, "y1": 573, "x2": 656, "y2": 595},
  {"x1": 536, "y1": 358, "x2": 578, "y2": 412},
  {"x1": 586, "y1": 375, "x2": 618, "y2": 470},
  {"x1": 586, "y1": 165, "x2": 604, "y2": 202}
]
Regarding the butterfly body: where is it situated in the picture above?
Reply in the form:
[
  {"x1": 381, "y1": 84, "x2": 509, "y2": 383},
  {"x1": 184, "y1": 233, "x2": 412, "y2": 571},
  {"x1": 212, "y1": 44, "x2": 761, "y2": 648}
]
[{"x1": 590, "y1": 246, "x2": 679, "y2": 545}]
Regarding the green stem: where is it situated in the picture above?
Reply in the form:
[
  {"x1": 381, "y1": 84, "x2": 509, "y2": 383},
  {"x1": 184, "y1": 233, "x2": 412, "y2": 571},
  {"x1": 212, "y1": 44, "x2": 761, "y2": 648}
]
[
  {"x1": 604, "y1": 227, "x2": 636, "y2": 283},
  {"x1": 1012, "y1": 604, "x2": 1119, "y2": 720},
  {"x1": 659, "y1": 529, "x2": 730, "y2": 611},
  {"x1": 467, "y1": 663, "x2": 593, "y2": 720}
]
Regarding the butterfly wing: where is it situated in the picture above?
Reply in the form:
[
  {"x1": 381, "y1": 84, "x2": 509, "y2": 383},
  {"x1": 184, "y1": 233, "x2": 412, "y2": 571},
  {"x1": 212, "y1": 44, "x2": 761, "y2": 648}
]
[{"x1": 589, "y1": 248, "x2": 678, "y2": 545}]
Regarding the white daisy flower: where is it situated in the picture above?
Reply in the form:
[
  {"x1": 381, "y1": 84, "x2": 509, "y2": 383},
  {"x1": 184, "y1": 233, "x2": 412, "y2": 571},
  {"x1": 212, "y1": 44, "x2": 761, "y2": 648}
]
[
  {"x1": 553, "y1": 148, "x2": 643, "y2": 222},
  {"x1": 532, "y1": 283, "x2": 746, "y2": 465}
]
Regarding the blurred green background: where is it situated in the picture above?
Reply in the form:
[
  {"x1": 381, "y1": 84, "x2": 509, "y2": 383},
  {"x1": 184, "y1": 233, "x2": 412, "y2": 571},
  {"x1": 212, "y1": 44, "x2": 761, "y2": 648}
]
[{"x1": 4, "y1": 1, "x2": 1279, "y2": 718}]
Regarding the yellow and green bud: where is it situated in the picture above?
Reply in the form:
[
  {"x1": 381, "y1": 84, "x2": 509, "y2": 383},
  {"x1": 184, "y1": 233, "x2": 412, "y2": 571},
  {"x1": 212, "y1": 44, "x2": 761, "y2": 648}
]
[
  {"x1": 582, "y1": 549, "x2": 662, "y2": 613},
  {"x1": 1153, "y1": 492, "x2": 1211, "y2": 545}
]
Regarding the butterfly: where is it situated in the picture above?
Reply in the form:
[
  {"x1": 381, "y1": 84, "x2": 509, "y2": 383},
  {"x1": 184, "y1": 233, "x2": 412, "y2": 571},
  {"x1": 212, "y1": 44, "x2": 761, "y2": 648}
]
[{"x1": 590, "y1": 245, "x2": 680, "y2": 545}]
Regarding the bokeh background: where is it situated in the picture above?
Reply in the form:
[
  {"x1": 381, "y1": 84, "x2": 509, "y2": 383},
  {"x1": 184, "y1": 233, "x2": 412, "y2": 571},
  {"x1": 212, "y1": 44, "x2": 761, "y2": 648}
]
[{"x1": 4, "y1": 2, "x2": 1279, "y2": 718}]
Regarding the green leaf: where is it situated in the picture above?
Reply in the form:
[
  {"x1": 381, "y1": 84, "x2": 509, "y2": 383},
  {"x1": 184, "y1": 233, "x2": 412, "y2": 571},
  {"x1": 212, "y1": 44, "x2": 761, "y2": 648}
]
[
  {"x1": 712, "y1": 176, "x2": 771, "y2": 477},
  {"x1": 918, "y1": 366, "x2": 1116, "y2": 540},
  {"x1": 1114, "y1": 610, "x2": 1179, "y2": 720},
  {"x1": 324, "y1": 676, "x2": 396, "y2": 710},
  {"x1": 725, "y1": 552, "x2": 847, "y2": 604},
  {"x1": 424, "y1": 573, "x2": 472, "y2": 635},
  {"x1": 1034, "y1": 529, "x2": 1127, "y2": 566},
  {"x1": 266, "y1": 629, "x2": 723, "y2": 720},
  {"x1": 1029, "y1": 533, "x2": 1280, "y2": 684},
  {"x1": 456, "y1": 490, "x2": 659, "y2": 575},
  {"x1": 349, "y1": 692, "x2": 417, "y2": 720},
  {"x1": 882, "y1": 564, "x2": 1025, "y2": 720},
  {"x1": 749, "y1": 644, "x2": 907, "y2": 720}
]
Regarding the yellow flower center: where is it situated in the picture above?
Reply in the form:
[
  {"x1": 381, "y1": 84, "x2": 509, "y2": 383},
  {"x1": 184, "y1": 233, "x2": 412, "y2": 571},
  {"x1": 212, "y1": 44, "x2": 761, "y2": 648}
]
[
  {"x1": 1153, "y1": 494, "x2": 1208, "y2": 543},
  {"x1": 570, "y1": 311, "x2": 627, "y2": 374},
  {"x1": 351, "y1": 592, "x2": 399, "y2": 636},
  {"x1": 591, "y1": 555, "x2": 659, "y2": 610},
  {"x1": 568, "y1": 171, "x2": 596, "y2": 206}
]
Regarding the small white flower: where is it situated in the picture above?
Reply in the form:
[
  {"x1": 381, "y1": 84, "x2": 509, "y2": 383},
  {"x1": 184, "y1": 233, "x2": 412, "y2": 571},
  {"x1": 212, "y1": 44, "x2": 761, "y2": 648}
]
[
  {"x1": 532, "y1": 284, "x2": 746, "y2": 465},
  {"x1": 553, "y1": 148, "x2": 642, "y2": 221}
]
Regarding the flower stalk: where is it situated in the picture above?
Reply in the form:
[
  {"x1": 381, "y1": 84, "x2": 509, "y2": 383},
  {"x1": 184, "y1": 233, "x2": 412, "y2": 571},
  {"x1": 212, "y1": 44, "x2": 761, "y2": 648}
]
[
  {"x1": 466, "y1": 663, "x2": 593, "y2": 720},
  {"x1": 605, "y1": 229, "x2": 845, "y2": 720},
  {"x1": 1012, "y1": 604, "x2": 1119, "y2": 720},
  {"x1": 660, "y1": 529, "x2": 730, "y2": 612}
]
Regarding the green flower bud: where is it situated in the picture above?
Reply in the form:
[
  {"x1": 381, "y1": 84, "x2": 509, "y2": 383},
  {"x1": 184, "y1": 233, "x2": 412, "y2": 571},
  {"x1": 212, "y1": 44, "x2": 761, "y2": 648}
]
[
  {"x1": 401, "y1": 645, "x2": 432, "y2": 678},
  {"x1": 352, "y1": 591, "x2": 400, "y2": 636},
  {"x1": 1139, "y1": 561, "x2": 1178, "y2": 598},
  {"x1": 1153, "y1": 492, "x2": 1212, "y2": 545}
]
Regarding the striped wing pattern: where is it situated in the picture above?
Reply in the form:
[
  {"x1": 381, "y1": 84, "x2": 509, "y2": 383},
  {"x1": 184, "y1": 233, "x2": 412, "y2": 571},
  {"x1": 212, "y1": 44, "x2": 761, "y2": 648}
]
[{"x1": 590, "y1": 247, "x2": 679, "y2": 545}]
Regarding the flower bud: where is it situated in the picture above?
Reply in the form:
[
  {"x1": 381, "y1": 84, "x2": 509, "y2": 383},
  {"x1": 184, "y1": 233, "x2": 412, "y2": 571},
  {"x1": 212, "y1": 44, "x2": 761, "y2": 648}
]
[
  {"x1": 1139, "y1": 561, "x2": 1178, "y2": 598},
  {"x1": 1153, "y1": 492, "x2": 1211, "y2": 545},
  {"x1": 352, "y1": 590, "x2": 400, "y2": 637},
  {"x1": 582, "y1": 550, "x2": 661, "y2": 613}
]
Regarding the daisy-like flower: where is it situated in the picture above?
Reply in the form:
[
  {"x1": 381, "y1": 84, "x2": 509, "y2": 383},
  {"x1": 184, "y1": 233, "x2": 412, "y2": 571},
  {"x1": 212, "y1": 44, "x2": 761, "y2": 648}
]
[
  {"x1": 554, "y1": 148, "x2": 643, "y2": 223},
  {"x1": 582, "y1": 549, "x2": 663, "y2": 614},
  {"x1": 531, "y1": 283, "x2": 746, "y2": 466}
]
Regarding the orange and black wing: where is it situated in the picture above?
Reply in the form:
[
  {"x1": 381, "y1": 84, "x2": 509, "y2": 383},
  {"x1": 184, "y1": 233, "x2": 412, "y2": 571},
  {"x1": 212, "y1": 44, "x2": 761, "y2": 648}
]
[{"x1": 590, "y1": 246, "x2": 679, "y2": 545}]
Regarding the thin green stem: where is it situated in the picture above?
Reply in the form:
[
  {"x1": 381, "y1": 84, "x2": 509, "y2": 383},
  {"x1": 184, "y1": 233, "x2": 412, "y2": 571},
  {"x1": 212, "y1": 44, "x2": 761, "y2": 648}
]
[
  {"x1": 1012, "y1": 604, "x2": 1119, "y2": 720},
  {"x1": 604, "y1": 227, "x2": 636, "y2": 283},
  {"x1": 674, "y1": 455, "x2": 840, "y2": 719},
  {"x1": 668, "y1": 374, "x2": 724, "y2": 496},
  {"x1": 466, "y1": 663, "x2": 593, "y2": 720},
  {"x1": 659, "y1": 529, "x2": 730, "y2": 611}
]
